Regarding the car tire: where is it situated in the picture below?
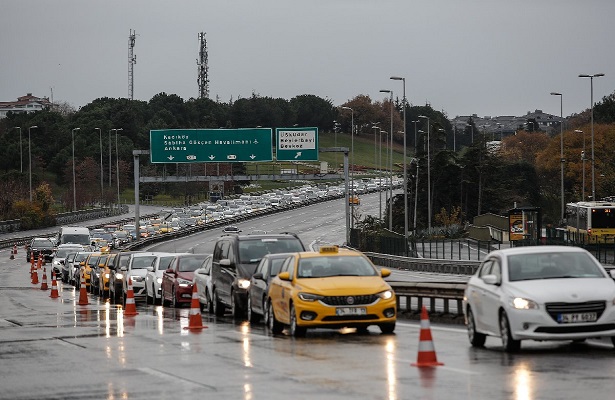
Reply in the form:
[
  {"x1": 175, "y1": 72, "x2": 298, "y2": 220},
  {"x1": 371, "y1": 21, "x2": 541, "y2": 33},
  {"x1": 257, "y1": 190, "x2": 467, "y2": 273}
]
[
  {"x1": 145, "y1": 285, "x2": 152, "y2": 305},
  {"x1": 247, "y1": 293, "x2": 259, "y2": 324},
  {"x1": 231, "y1": 291, "x2": 244, "y2": 320},
  {"x1": 206, "y1": 290, "x2": 214, "y2": 314},
  {"x1": 268, "y1": 301, "x2": 283, "y2": 334},
  {"x1": 467, "y1": 307, "x2": 486, "y2": 348},
  {"x1": 289, "y1": 304, "x2": 306, "y2": 337},
  {"x1": 500, "y1": 310, "x2": 520, "y2": 353},
  {"x1": 611, "y1": 337, "x2": 615, "y2": 348},
  {"x1": 161, "y1": 286, "x2": 170, "y2": 307},
  {"x1": 379, "y1": 323, "x2": 396, "y2": 334},
  {"x1": 212, "y1": 289, "x2": 225, "y2": 317},
  {"x1": 172, "y1": 288, "x2": 178, "y2": 308}
]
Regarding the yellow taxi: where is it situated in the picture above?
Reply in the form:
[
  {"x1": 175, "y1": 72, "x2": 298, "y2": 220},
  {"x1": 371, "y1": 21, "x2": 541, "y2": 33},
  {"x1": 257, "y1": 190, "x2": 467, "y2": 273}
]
[
  {"x1": 81, "y1": 252, "x2": 102, "y2": 292},
  {"x1": 266, "y1": 246, "x2": 396, "y2": 337},
  {"x1": 99, "y1": 253, "x2": 116, "y2": 298},
  {"x1": 349, "y1": 195, "x2": 360, "y2": 205}
]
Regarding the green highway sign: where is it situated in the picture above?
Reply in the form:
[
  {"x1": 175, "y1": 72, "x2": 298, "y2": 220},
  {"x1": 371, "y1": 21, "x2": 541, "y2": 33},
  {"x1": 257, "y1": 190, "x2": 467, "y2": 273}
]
[
  {"x1": 275, "y1": 127, "x2": 319, "y2": 161},
  {"x1": 150, "y1": 128, "x2": 273, "y2": 163}
]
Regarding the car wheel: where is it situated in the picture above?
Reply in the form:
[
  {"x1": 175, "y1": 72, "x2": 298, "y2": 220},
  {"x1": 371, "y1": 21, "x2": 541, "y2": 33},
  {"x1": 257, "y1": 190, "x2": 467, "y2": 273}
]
[
  {"x1": 268, "y1": 301, "x2": 283, "y2": 334},
  {"x1": 379, "y1": 323, "x2": 396, "y2": 334},
  {"x1": 262, "y1": 297, "x2": 270, "y2": 326},
  {"x1": 231, "y1": 291, "x2": 244, "y2": 320},
  {"x1": 467, "y1": 307, "x2": 486, "y2": 347},
  {"x1": 611, "y1": 337, "x2": 615, "y2": 348},
  {"x1": 500, "y1": 310, "x2": 521, "y2": 353},
  {"x1": 161, "y1": 286, "x2": 170, "y2": 307},
  {"x1": 212, "y1": 289, "x2": 225, "y2": 317},
  {"x1": 247, "y1": 294, "x2": 259, "y2": 324},
  {"x1": 172, "y1": 288, "x2": 178, "y2": 308},
  {"x1": 289, "y1": 304, "x2": 306, "y2": 337},
  {"x1": 205, "y1": 290, "x2": 214, "y2": 314},
  {"x1": 145, "y1": 285, "x2": 152, "y2": 305}
]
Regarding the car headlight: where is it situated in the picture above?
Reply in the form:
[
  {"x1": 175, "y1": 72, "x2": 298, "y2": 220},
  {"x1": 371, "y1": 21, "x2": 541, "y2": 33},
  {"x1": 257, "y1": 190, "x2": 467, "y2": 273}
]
[
  {"x1": 237, "y1": 278, "x2": 250, "y2": 289},
  {"x1": 178, "y1": 278, "x2": 192, "y2": 287},
  {"x1": 156, "y1": 277, "x2": 162, "y2": 284},
  {"x1": 298, "y1": 292, "x2": 324, "y2": 302},
  {"x1": 376, "y1": 290, "x2": 394, "y2": 300},
  {"x1": 511, "y1": 297, "x2": 538, "y2": 310},
  {"x1": 53, "y1": 261, "x2": 61, "y2": 266},
  {"x1": 104, "y1": 273, "x2": 110, "y2": 279},
  {"x1": 115, "y1": 272, "x2": 124, "y2": 280}
]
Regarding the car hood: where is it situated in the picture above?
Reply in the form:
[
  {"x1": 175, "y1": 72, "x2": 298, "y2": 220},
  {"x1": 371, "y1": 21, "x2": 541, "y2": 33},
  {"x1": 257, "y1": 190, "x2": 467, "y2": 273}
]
[
  {"x1": 178, "y1": 271, "x2": 195, "y2": 281},
  {"x1": 296, "y1": 276, "x2": 391, "y2": 295},
  {"x1": 505, "y1": 278, "x2": 615, "y2": 303},
  {"x1": 237, "y1": 263, "x2": 259, "y2": 279},
  {"x1": 129, "y1": 269, "x2": 148, "y2": 277}
]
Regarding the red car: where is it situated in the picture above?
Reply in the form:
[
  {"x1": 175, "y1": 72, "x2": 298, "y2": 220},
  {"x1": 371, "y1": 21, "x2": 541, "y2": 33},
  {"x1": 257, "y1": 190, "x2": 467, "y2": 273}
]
[{"x1": 161, "y1": 254, "x2": 210, "y2": 307}]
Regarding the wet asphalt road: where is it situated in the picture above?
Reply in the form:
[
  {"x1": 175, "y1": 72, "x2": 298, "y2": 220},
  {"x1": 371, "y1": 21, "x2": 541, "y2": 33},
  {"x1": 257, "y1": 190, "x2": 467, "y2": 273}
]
[{"x1": 2, "y1": 250, "x2": 615, "y2": 400}]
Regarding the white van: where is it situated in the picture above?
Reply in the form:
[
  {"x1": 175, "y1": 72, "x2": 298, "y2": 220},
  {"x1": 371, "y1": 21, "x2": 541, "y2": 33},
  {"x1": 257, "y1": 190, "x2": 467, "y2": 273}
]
[{"x1": 58, "y1": 226, "x2": 91, "y2": 248}]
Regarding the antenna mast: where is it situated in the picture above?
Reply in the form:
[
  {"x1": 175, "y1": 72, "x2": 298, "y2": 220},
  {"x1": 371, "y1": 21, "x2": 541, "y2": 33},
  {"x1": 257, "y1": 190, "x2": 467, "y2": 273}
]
[
  {"x1": 128, "y1": 29, "x2": 137, "y2": 100},
  {"x1": 197, "y1": 32, "x2": 209, "y2": 99}
]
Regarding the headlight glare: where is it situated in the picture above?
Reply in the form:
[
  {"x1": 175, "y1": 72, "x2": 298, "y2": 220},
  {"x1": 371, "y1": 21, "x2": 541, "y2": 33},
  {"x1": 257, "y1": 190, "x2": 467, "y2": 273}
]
[
  {"x1": 377, "y1": 290, "x2": 394, "y2": 300},
  {"x1": 512, "y1": 297, "x2": 538, "y2": 310},
  {"x1": 237, "y1": 279, "x2": 250, "y2": 289}
]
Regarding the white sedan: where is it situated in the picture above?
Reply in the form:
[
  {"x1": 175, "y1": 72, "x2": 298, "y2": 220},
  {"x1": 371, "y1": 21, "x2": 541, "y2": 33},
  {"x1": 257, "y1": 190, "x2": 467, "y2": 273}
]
[
  {"x1": 145, "y1": 253, "x2": 178, "y2": 305},
  {"x1": 192, "y1": 255, "x2": 213, "y2": 312},
  {"x1": 464, "y1": 245, "x2": 615, "y2": 352}
]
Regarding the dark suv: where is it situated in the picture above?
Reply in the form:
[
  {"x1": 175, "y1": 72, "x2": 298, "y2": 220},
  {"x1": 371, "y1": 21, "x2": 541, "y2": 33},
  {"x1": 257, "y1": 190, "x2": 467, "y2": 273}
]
[
  {"x1": 26, "y1": 237, "x2": 56, "y2": 263},
  {"x1": 211, "y1": 232, "x2": 306, "y2": 319}
]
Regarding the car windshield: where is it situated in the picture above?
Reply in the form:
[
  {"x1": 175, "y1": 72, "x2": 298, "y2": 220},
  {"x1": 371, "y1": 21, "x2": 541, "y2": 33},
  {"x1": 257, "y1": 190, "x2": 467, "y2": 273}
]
[
  {"x1": 238, "y1": 238, "x2": 304, "y2": 264},
  {"x1": 32, "y1": 239, "x2": 53, "y2": 248},
  {"x1": 507, "y1": 252, "x2": 606, "y2": 282},
  {"x1": 178, "y1": 255, "x2": 208, "y2": 272},
  {"x1": 131, "y1": 256, "x2": 156, "y2": 269},
  {"x1": 56, "y1": 248, "x2": 80, "y2": 258},
  {"x1": 297, "y1": 255, "x2": 378, "y2": 278}
]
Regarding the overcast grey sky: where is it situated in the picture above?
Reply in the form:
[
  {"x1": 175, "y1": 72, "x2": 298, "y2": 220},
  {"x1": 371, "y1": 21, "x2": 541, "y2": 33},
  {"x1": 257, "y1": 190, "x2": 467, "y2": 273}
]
[{"x1": 2, "y1": 0, "x2": 614, "y2": 119}]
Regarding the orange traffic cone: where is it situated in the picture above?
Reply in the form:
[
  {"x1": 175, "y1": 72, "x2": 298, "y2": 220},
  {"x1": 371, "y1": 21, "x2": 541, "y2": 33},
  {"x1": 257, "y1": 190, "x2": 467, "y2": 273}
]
[
  {"x1": 36, "y1": 254, "x2": 42, "y2": 270},
  {"x1": 40, "y1": 267, "x2": 49, "y2": 291},
  {"x1": 184, "y1": 282, "x2": 207, "y2": 331},
  {"x1": 78, "y1": 273, "x2": 89, "y2": 305},
  {"x1": 412, "y1": 306, "x2": 444, "y2": 368},
  {"x1": 123, "y1": 278, "x2": 139, "y2": 316},
  {"x1": 49, "y1": 271, "x2": 59, "y2": 299},
  {"x1": 30, "y1": 251, "x2": 35, "y2": 271},
  {"x1": 31, "y1": 262, "x2": 39, "y2": 284},
  {"x1": 9, "y1": 244, "x2": 15, "y2": 260}
]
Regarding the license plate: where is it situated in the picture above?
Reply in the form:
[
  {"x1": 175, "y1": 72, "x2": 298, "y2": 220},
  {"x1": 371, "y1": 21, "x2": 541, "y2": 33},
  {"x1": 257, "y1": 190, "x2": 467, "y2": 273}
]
[
  {"x1": 557, "y1": 312, "x2": 598, "y2": 323},
  {"x1": 335, "y1": 307, "x2": 366, "y2": 316}
]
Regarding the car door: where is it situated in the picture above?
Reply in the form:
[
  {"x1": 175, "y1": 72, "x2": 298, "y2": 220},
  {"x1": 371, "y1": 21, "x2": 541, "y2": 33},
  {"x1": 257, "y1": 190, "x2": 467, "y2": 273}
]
[
  {"x1": 467, "y1": 260, "x2": 493, "y2": 332},
  {"x1": 273, "y1": 256, "x2": 295, "y2": 324},
  {"x1": 250, "y1": 258, "x2": 269, "y2": 315},
  {"x1": 215, "y1": 240, "x2": 234, "y2": 305},
  {"x1": 161, "y1": 256, "x2": 178, "y2": 300},
  {"x1": 481, "y1": 258, "x2": 503, "y2": 335}
]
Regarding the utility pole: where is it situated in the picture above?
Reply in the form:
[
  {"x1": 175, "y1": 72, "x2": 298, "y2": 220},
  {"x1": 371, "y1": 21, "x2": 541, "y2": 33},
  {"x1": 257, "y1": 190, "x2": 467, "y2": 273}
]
[
  {"x1": 197, "y1": 32, "x2": 210, "y2": 99},
  {"x1": 128, "y1": 29, "x2": 137, "y2": 100}
]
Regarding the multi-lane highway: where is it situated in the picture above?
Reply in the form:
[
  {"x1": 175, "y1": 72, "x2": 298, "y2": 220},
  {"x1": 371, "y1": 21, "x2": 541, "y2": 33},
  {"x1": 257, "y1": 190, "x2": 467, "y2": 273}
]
[{"x1": 1, "y1": 194, "x2": 615, "y2": 399}]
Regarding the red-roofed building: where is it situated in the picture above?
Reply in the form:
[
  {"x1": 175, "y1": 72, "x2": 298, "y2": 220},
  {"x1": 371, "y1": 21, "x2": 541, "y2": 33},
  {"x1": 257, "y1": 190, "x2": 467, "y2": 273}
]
[{"x1": 0, "y1": 93, "x2": 52, "y2": 119}]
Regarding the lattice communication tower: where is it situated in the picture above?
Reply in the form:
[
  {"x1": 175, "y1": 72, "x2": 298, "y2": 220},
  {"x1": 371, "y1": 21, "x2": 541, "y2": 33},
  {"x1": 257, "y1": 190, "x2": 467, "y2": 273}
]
[
  {"x1": 128, "y1": 29, "x2": 137, "y2": 100},
  {"x1": 197, "y1": 32, "x2": 210, "y2": 99}
]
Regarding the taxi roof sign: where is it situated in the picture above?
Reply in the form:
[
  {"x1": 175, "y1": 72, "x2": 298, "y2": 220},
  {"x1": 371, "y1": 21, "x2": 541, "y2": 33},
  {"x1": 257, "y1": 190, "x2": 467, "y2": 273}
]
[{"x1": 319, "y1": 245, "x2": 339, "y2": 254}]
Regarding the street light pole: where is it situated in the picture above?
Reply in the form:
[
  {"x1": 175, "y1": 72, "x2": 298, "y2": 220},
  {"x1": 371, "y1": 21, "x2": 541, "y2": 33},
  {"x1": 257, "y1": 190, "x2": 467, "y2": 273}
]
[
  {"x1": 379, "y1": 89, "x2": 394, "y2": 230},
  {"x1": 115, "y1": 128, "x2": 123, "y2": 207},
  {"x1": 390, "y1": 76, "x2": 408, "y2": 244},
  {"x1": 72, "y1": 128, "x2": 80, "y2": 211},
  {"x1": 340, "y1": 107, "x2": 354, "y2": 231},
  {"x1": 95, "y1": 128, "x2": 103, "y2": 206},
  {"x1": 108, "y1": 129, "x2": 112, "y2": 188},
  {"x1": 575, "y1": 129, "x2": 585, "y2": 201},
  {"x1": 379, "y1": 130, "x2": 385, "y2": 221},
  {"x1": 14, "y1": 127, "x2": 23, "y2": 173},
  {"x1": 550, "y1": 92, "x2": 565, "y2": 222},
  {"x1": 28, "y1": 125, "x2": 38, "y2": 202},
  {"x1": 579, "y1": 73, "x2": 605, "y2": 201},
  {"x1": 418, "y1": 115, "x2": 431, "y2": 231}
]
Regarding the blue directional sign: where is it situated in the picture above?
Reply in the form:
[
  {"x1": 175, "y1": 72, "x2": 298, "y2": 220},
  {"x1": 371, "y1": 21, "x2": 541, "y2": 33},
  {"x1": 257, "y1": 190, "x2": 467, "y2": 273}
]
[
  {"x1": 150, "y1": 128, "x2": 273, "y2": 163},
  {"x1": 276, "y1": 127, "x2": 319, "y2": 161}
]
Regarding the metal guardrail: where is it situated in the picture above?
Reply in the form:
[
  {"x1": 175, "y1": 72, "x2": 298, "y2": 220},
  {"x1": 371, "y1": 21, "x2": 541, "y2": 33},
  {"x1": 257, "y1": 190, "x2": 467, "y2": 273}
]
[
  {"x1": 389, "y1": 281, "x2": 466, "y2": 321},
  {"x1": 365, "y1": 252, "x2": 481, "y2": 275}
]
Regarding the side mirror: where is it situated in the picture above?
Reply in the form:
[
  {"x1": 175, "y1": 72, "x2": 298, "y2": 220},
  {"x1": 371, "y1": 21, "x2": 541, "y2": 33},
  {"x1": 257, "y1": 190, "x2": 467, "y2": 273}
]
[
  {"x1": 278, "y1": 271, "x2": 291, "y2": 281},
  {"x1": 380, "y1": 268, "x2": 391, "y2": 278},
  {"x1": 483, "y1": 274, "x2": 500, "y2": 286},
  {"x1": 220, "y1": 258, "x2": 235, "y2": 268},
  {"x1": 146, "y1": 266, "x2": 153, "y2": 272},
  {"x1": 253, "y1": 272, "x2": 264, "y2": 280},
  {"x1": 609, "y1": 269, "x2": 615, "y2": 279}
]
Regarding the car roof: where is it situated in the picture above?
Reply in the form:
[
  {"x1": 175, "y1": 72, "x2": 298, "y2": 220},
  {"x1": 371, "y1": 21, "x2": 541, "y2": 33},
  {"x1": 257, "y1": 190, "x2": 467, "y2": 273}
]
[{"x1": 488, "y1": 245, "x2": 590, "y2": 257}]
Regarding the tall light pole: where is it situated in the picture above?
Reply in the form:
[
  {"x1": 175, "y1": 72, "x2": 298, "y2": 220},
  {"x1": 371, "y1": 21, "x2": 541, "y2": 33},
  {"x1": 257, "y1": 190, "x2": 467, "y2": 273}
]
[
  {"x1": 379, "y1": 130, "x2": 385, "y2": 221},
  {"x1": 418, "y1": 115, "x2": 431, "y2": 231},
  {"x1": 380, "y1": 89, "x2": 394, "y2": 230},
  {"x1": 95, "y1": 128, "x2": 103, "y2": 205},
  {"x1": 372, "y1": 122, "x2": 380, "y2": 177},
  {"x1": 115, "y1": 128, "x2": 123, "y2": 207},
  {"x1": 72, "y1": 128, "x2": 80, "y2": 211},
  {"x1": 390, "y1": 76, "x2": 408, "y2": 243},
  {"x1": 13, "y1": 127, "x2": 23, "y2": 173},
  {"x1": 412, "y1": 120, "x2": 420, "y2": 155},
  {"x1": 575, "y1": 129, "x2": 585, "y2": 201},
  {"x1": 579, "y1": 73, "x2": 604, "y2": 201},
  {"x1": 28, "y1": 125, "x2": 38, "y2": 201},
  {"x1": 550, "y1": 92, "x2": 565, "y2": 222},
  {"x1": 340, "y1": 107, "x2": 354, "y2": 230}
]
